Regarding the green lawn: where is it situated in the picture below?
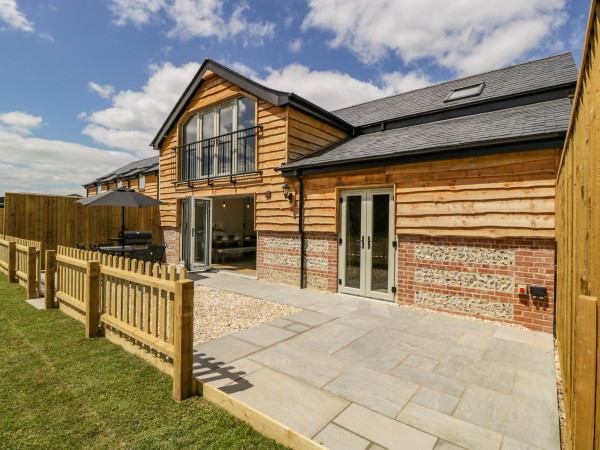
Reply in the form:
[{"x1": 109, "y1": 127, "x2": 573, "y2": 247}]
[{"x1": 0, "y1": 272, "x2": 284, "y2": 449}]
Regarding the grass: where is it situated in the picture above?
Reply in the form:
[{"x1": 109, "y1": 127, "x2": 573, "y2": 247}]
[{"x1": 0, "y1": 272, "x2": 284, "y2": 449}]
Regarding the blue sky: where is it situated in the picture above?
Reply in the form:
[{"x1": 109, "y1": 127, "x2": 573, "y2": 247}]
[{"x1": 0, "y1": 0, "x2": 589, "y2": 195}]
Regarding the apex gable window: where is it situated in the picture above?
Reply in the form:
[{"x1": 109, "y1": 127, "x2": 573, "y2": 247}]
[
  {"x1": 180, "y1": 97, "x2": 257, "y2": 181},
  {"x1": 445, "y1": 83, "x2": 485, "y2": 102}
]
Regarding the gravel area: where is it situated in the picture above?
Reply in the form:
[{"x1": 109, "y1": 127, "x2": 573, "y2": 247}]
[{"x1": 193, "y1": 284, "x2": 301, "y2": 345}]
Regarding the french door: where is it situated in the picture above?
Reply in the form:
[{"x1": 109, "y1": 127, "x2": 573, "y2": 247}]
[
  {"x1": 338, "y1": 189, "x2": 395, "y2": 301},
  {"x1": 181, "y1": 196, "x2": 212, "y2": 271}
]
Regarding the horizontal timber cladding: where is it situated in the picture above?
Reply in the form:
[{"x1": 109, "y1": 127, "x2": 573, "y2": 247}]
[
  {"x1": 397, "y1": 235, "x2": 555, "y2": 333},
  {"x1": 257, "y1": 231, "x2": 338, "y2": 292},
  {"x1": 299, "y1": 148, "x2": 559, "y2": 239},
  {"x1": 157, "y1": 72, "x2": 348, "y2": 231}
]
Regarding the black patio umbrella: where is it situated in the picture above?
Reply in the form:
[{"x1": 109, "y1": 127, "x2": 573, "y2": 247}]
[{"x1": 76, "y1": 187, "x2": 166, "y2": 238}]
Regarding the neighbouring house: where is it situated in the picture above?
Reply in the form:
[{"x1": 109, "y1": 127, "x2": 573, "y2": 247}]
[
  {"x1": 83, "y1": 156, "x2": 159, "y2": 198},
  {"x1": 90, "y1": 53, "x2": 577, "y2": 332}
]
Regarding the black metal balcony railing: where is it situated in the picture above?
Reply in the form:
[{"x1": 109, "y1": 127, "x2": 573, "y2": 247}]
[{"x1": 174, "y1": 125, "x2": 261, "y2": 183}]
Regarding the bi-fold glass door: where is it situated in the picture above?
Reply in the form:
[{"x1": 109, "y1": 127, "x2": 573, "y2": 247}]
[
  {"x1": 338, "y1": 189, "x2": 395, "y2": 301},
  {"x1": 181, "y1": 196, "x2": 212, "y2": 271}
]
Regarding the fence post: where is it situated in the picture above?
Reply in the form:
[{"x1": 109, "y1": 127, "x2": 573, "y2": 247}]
[
  {"x1": 574, "y1": 295, "x2": 597, "y2": 449},
  {"x1": 7, "y1": 241, "x2": 16, "y2": 283},
  {"x1": 26, "y1": 246, "x2": 36, "y2": 299},
  {"x1": 85, "y1": 261, "x2": 101, "y2": 338},
  {"x1": 45, "y1": 250, "x2": 56, "y2": 309},
  {"x1": 173, "y1": 279, "x2": 194, "y2": 402}
]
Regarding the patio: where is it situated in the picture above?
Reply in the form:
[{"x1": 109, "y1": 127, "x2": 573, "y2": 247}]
[{"x1": 192, "y1": 272, "x2": 560, "y2": 449}]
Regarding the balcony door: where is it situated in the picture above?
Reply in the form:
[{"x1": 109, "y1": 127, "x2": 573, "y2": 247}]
[
  {"x1": 338, "y1": 189, "x2": 395, "y2": 301},
  {"x1": 181, "y1": 196, "x2": 212, "y2": 271}
]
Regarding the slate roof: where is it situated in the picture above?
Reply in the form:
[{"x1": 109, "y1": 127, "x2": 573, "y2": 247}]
[
  {"x1": 281, "y1": 98, "x2": 572, "y2": 171},
  {"x1": 84, "y1": 156, "x2": 159, "y2": 187},
  {"x1": 332, "y1": 53, "x2": 577, "y2": 127}
]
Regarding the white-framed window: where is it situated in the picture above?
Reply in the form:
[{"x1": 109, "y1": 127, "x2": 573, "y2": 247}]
[
  {"x1": 96, "y1": 184, "x2": 101, "y2": 194},
  {"x1": 117, "y1": 179, "x2": 123, "y2": 188},
  {"x1": 139, "y1": 174, "x2": 145, "y2": 190},
  {"x1": 182, "y1": 97, "x2": 256, "y2": 179}
]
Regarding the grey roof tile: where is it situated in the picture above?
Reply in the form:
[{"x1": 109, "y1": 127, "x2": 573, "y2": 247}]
[
  {"x1": 332, "y1": 53, "x2": 577, "y2": 127},
  {"x1": 84, "y1": 156, "x2": 159, "y2": 186},
  {"x1": 282, "y1": 98, "x2": 572, "y2": 170}
]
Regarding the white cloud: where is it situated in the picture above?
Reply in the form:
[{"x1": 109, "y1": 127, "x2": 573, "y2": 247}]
[
  {"x1": 81, "y1": 61, "x2": 200, "y2": 155},
  {"x1": 0, "y1": 111, "x2": 42, "y2": 135},
  {"x1": 0, "y1": 113, "x2": 134, "y2": 196},
  {"x1": 302, "y1": 0, "x2": 567, "y2": 75},
  {"x1": 0, "y1": 0, "x2": 33, "y2": 32},
  {"x1": 88, "y1": 82, "x2": 115, "y2": 99},
  {"x1": 110, "y1": 0, "x2": 275, "y2": 43},
  {"x1": 260, "y1": 63, "x2": 430, "y2": 110},
  {"x1": 288, "y1": 38, "x2": 302, "y2": 53}
]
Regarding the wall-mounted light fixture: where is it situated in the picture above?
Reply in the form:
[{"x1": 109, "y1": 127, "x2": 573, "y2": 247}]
[
  {"x1": 222, "y1": 201, "x2": 226, "y2": 208},
  {"x1": 265, "y1": 191, "x2": 271, "y2": 200},
  {"x1": 282, "y1": 183, "x2": 293, "y2": 203},
  {"x1": 246, "y1": 201, "x2": 250, "y2": 209}
]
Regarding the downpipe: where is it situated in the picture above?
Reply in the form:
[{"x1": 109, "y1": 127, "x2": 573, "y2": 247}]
[{"x1": 295, "y1": 172, "x2": 305, "y2": 289}]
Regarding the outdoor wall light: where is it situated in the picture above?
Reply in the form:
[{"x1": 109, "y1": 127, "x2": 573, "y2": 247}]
[
  {"x1": 282, "y1": 183, "x2": 293, "y2": 203},
  {"x1": 265, "y1": 191, "x2": 271, "y2": 199},
  {"x1": 222, "y1": 201, "x2": 226, "y2": 208}
]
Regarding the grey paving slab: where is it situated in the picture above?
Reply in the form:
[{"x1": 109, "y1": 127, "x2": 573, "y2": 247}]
[
  {"x1": 230, "y1": 367, "x2": 349, "y2": 438},
  {"x1": 194, "y1": 357, "x2": 263, "y2": 389},
  {"x1": 392, "y1": 364, "x2": 466, "y2": 397},
  {"x1": 501, "y1": 437, "x2": 543, "y2": 449},
  {"x1": 493, "y1": 326, "x2": 554, "y2": 349},
  {"x1": 268, "y1": 317, "x2": 294, "y2": 328},
  {"x1": 25, "y1": 298, "x2": 45, "y2": 310},
  {"x1": 286, "y1": 309, "x2": 336, "y2": 326},
  {"x1": 367, "y1": 327, "x2": 454, "y2": 360},
  {"x1": 313, "y1": 423, "x2": 370, "y2": 450},
  {"x1": 286, "y1": 323, "x2": 311, "y2": 333},
  {"x1": 333, "y1": 403, "x2": 437, "y2": 449},
  {"x1": 287, "y1": 322, "x2": 370, "y2": 354},
  {"x1": 398, "y1": 403, "x2": 503, "y2": 450},
  {"x1": 513, "y1": 370, "x2": 558, "y2": 409},
  {"x1": 418, "y1": 313, "x2": 496, "y2": 337},
  {"x1": 411, "y1": 387, "x2": 460, "y2": 415},
  {"x1": 330, "y1": 312, "x2": 386, "y2": 331},
  {"x1": 333, "y1": 336, "x2": 409, "y2": 372},
  {"x1": 324, "y1": 366, "x2": 418, "y2": 418},
  {"x1": 248, "y1": 342, "x2": 352, "y2": 388},
  {"x1": 456, "y1": 332, "x2": 493, "y2": 350},
  {"x1": 483, "y1": 338, "x2": 555, "y2": 375},
  {"x1": 454, "y1": 385, "x2": 560, "y2": 449},
  {"x1": 434, "y1": 439, "x2": 466, "y2": 449},
  {"x1": 231, "y1": 323, "x2": 296, "y2": 347},
  {"x1": 317, "y1": 303, "x2": 361, "y2": 317},
  {"x1": 448, "y1": 344, "x2": 484, "y2": 360},
  {"x1": 193, "y1": 335, "x2": 261, "y2": 364},
  {"x1": 404, "y1": 322, "x2": 465, "y2": 343},
  {"x1": 435, "y1": 353, "x2": 516, "y2": 394},
  {"x1": 404, "y1": 354, "x2": 439, "y2": 372}
]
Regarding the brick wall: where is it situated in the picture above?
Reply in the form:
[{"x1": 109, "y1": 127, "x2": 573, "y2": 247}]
[
  {"x1": 162, "y1": 227, "x2": 181, "y2": 265},
  {"x1": 257, "y1": 230, "x2": 338, "y2": 292},
  {"x1": 396, "y1": 235, "x2": 555, "y2": 333}
]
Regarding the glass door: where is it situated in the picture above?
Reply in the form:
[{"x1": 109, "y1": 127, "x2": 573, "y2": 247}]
[
  {"x1": 339, "y1": 189, "x2": 395, "y2": 301},
  {"x1": 182, "y1": 196, "x2": 212, "y2": 271}
]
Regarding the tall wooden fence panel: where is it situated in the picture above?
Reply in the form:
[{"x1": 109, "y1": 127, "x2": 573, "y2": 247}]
[
  {"x1": 556, "y1": 1, "x2": 600, "y2": 447},
  {"x1": 3, "y1": 192, "x2": 161, "y2": 267},
  {"x1": 0, "y1": 207, "x2": 4, "y2": 234}
]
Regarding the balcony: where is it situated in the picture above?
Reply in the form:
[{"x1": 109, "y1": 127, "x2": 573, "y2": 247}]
[{"x1": 174, "y1": 125, "x2": 262, "y2": 184}]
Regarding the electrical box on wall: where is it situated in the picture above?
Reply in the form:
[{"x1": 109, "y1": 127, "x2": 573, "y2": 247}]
[
  {"x1": 517, "y1": 284, "x2": 528, "y2": 295},
  {"x1": 530, "y1": 286, "x2": 547, "y2": 298}
]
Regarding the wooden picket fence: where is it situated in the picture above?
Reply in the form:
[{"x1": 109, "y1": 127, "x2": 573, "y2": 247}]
[
  {"x1": 46, "y1": 246, "x2": 195, "y2": 401},
  {"x1": 0, "y1": 235, "x2": 41, "y2": 298}
]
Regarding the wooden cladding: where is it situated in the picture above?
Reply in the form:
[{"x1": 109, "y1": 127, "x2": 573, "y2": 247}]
[
  {"x1": 3, "y1": 192, "x2": 160, "y2": 266},
  {"x1": 556, "y1": 2, "x2": 600, "y2": 447},
  {"x1": 299, "y1": 148, "x2": 558, "y2": 239}
]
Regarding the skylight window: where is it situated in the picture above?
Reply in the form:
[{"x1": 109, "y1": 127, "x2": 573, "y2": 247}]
[{"x1": 445, "y1": 83, "x2": 485, "y2": 102}]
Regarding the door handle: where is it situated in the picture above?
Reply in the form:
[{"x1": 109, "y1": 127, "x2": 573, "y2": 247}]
[
  {"x1": 368, "y1": 236, "x2": 371, "y2": 249},
  {"x1": 361, "y1": 236, "x2": 364, "y2": 249}
]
